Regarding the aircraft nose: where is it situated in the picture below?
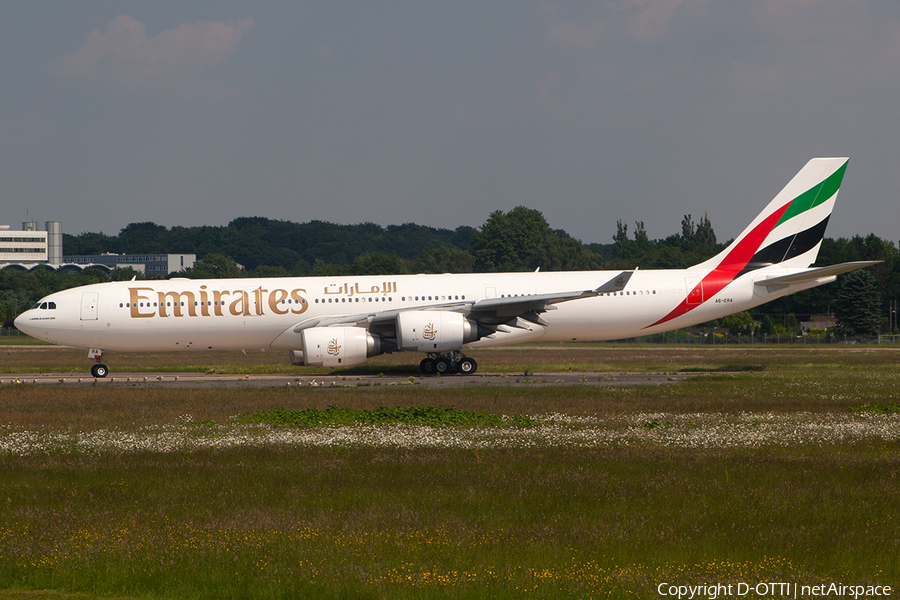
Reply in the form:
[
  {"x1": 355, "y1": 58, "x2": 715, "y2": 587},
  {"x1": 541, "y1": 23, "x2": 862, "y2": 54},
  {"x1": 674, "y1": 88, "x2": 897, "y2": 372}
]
[{"x1": 13, "y1": 311, "x2": 31, "y2": 334}]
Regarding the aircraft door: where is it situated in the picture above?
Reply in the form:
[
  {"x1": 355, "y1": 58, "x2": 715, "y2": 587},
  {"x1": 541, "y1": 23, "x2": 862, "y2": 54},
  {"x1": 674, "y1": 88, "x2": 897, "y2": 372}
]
[
  {"x1": 81, "y1": 292, "x2": 99, "y2": 321},
  {"x1": 685, "y1": 277, "x2": 704, "y2": 306}
]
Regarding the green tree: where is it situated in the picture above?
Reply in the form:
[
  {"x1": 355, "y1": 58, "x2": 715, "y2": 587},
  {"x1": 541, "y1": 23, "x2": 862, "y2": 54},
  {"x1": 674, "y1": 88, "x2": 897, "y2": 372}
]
[
  {"x1": 251, "y1": 265, "x2": 291, "y2": 278},
  {"x1": 721, "y1": 311, "x2": 755, "y2": 336},
  {"x1": 413, "y1": 247, "x2": 476, "y2": 273},
  {"x1": 785, "y1": 314, "x2": 800, "y2": 335},
  {"x1": 835, "y1": 269, "x2": 882, "y2": 336},
  {"x1": 110, "y1": 267, "x2": 145, "y2": 281},
  {"x1": 118, "y1": 222, "x2": 169, "y2": 253},
  {"x1": 349, "y1": 253, "x2": 408, "y2": 275},
  {"x1": 472, "y1": 207, "x2": 601, "y2": 272},
  {"x1": 760, "y1": 315, "x2": 776, "y2": 336},
  {"x1": 681, "y1": 214, "x2": 695, "y2": 240},
  {"x1": 695, "y1": 213, "x2": 716, "y2": 246},
  {"x1": 472, "y1": 207, "x2": 557, "y2": 272},
  {"x1": 180, "y1": 254, "x2": 246, "y2": 279}
]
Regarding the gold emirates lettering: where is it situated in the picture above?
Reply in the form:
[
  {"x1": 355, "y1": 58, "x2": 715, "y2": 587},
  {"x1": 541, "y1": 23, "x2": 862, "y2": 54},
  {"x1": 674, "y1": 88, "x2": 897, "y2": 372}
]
[{"x1": 128, "y1": 287, "x2": 308, "y2": 319}]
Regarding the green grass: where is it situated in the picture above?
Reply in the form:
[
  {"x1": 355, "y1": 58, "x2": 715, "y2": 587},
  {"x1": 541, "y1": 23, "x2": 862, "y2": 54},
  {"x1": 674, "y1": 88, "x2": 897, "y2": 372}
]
[
  {"x1": 1, "y1": 347, "x2": 899, "y2": 599},
  {"x1": 1, "y1": 445, "x2": 897, "y2": 599},
  {"x1": 236, "y1": 405, "x2": 539, "y2": 428},
  {"x1": 0, "y1": 336, "x2": 52, "y2": 346},
  {"x1": 850, "y1": 402, "x2": 900, "y2": 413},
  {"x1": 6, "y1": 344, "x2": 900, "y2": 376}
]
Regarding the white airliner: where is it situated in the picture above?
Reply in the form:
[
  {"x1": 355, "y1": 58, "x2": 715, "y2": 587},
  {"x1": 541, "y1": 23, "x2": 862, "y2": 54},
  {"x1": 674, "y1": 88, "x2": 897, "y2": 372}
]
[{"x1": 16, "y1": 157, "x2": 878, "y2": 378}]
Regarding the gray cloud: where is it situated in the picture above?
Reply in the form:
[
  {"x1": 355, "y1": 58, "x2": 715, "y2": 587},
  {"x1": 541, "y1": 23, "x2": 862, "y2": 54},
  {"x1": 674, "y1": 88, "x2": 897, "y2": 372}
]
[{"x1": 48, "y1": 15, "x2": 253, "y2": 97}]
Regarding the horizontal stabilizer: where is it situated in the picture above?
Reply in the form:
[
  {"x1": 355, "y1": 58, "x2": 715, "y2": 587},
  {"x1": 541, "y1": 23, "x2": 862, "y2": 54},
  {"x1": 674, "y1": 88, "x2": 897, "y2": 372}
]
[{"x1": 753, "y1": 261, "x2": 882, "y2": 286}]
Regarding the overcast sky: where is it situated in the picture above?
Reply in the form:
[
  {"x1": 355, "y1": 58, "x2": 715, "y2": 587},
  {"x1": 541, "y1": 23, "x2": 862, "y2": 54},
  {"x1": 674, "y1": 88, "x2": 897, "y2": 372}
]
[{"x1": 2, "y1": 1, "x2": 898, "y2": 246}]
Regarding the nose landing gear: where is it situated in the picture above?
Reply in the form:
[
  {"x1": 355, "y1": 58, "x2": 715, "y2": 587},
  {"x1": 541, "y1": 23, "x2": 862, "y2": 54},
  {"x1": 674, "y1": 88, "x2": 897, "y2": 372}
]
[
  {"x1": 88, "y1": 348, "x2": 109, "y2": 378},
  {"x1": 419, "y1": 351, "x2": 477, "y2": 375}
]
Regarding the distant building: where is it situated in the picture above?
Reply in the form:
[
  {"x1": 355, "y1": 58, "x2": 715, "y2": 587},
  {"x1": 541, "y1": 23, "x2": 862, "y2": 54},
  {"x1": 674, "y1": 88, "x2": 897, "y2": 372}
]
[
  {"x1": 61, "y1": 253, "x2": 195, "y2": 276},
  {"x1": 0, "y1": 221, "x2": 59, "y2": 266},
  {"x1": 1, "y1": 220, "x2": 194, "y2": 276},
  {"x1": 801, "y1": 315, "x2": 837, "y2": 332}
]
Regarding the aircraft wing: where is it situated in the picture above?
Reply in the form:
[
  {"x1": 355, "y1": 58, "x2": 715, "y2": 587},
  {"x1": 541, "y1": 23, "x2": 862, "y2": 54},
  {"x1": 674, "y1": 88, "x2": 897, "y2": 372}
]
[
  {"x1": 291, "y1": 270, "x2": 634, "y2": 332},
  {"x1": 465, "y1": 271, "x2": 633, "y2": 325},
  {"x1": 753, "y1": 261, "x2": 882, "y2": 286}
]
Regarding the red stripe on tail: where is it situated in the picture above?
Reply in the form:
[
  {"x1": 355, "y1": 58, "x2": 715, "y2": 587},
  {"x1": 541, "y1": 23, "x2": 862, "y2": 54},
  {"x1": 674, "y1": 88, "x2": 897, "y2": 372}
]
[{"x1": 646, "y1": 201, "x2": 792, "y2": 329}]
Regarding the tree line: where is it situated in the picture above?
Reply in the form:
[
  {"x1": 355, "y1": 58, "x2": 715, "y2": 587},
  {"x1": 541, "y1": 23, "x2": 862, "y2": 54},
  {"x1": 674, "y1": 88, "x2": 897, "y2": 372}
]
[{"x1": 3, "y1": 208, "x2": 898, "y2": 335}]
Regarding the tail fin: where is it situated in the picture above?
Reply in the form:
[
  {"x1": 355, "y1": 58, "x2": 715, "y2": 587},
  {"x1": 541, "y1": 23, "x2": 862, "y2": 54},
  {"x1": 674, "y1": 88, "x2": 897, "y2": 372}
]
[
  {"x1": 648, "y1": 158, "x2": 850, "y2": 330},
  {"x1": 696, "y1": 157, "x2": 848, "y2": 275}
]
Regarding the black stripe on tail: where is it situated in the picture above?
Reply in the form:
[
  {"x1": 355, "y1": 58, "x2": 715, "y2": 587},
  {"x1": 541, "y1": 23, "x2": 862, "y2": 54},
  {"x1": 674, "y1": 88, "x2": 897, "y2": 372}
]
[{"x1": 735, "y1": 215, "x2": 830, "y2": 279}]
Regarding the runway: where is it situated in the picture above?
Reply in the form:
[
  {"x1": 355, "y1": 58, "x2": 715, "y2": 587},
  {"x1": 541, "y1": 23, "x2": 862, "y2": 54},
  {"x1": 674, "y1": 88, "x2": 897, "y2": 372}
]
[{"x1": 0, "y1": 370, "x2": 692, "y2": 388}]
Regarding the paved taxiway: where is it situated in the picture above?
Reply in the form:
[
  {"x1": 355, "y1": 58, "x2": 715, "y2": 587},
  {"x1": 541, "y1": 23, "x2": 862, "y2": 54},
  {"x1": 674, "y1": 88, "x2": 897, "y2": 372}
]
[{"x1": 0, "y1": 371, "x2": 693, "y2": 388}]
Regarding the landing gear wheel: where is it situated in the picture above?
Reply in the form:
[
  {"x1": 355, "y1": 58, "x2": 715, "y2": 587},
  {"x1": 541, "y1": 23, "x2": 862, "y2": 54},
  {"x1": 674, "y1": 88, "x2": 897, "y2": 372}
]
[
  {"x1": 457, "y1": 357, "x2": 477, "y2": 375},
  {"x1": 91, "y1": 363, "x2": 109, "y2": 378},
  {"x1": 435, "y1": 358, "x2": 453, "y2": 374},
  {"x1": 419, "y1": 358, "x2": 436, "y2": 374}
]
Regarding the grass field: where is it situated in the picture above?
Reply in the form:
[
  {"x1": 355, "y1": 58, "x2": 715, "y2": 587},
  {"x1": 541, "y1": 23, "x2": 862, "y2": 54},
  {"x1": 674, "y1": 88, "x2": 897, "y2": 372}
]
[
  {"x1": 4, "y1": 342, "x2": 900, "y2": 376},
  {"x1": 1, "y1": 346, "x2": 898, "y2": 599}
]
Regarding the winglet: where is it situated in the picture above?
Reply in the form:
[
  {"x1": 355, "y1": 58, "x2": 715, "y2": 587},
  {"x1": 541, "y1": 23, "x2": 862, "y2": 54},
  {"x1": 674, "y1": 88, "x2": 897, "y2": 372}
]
[{"x1": 594, "y1": 271, "x2": 634, "y2": 294}]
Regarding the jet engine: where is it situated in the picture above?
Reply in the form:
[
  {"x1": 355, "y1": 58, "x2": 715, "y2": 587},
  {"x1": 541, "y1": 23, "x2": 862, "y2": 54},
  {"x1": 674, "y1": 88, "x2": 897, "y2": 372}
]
[
  {"x1": 291, "y1": 327, "x2": 383, "y2": 368},
  {"x1": 396, "y1": 311, "x2": 481, "y2": 353}
]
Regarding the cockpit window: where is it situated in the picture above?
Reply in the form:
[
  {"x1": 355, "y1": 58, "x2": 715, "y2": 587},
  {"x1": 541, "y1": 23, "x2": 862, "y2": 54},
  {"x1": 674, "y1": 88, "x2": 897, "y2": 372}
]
[
  {"x1": 48, "y1": 302, "x2": 57, "y2": 309},
  {"x1": 31, "y1": 301, "x2": 57, "y2": 310}
]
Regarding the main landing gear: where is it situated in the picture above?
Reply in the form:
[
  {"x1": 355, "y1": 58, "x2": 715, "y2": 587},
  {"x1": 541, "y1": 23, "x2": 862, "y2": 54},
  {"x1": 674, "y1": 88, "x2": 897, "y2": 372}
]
[
  {"x1": 419, "y1": 351, "x2": 477, "y2": 375},
  {"x1": 88, "y1": 348, "x2": 108, "y2": 378}
]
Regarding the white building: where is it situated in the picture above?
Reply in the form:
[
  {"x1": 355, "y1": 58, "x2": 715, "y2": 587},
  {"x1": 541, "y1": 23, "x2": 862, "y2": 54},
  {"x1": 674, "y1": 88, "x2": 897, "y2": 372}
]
[
  {"x1": 0, "y1": 222, "x2": 55, "y2": 265},
  {"x1": 1, "y1": 221, "x2": 194, "y2": 275}
]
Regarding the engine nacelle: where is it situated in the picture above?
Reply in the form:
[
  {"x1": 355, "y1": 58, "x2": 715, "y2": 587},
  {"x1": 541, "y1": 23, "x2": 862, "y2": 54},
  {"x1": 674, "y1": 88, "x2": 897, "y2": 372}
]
[
  {"x1": 396, "y1": 311, "x2": 480, "y2": 353},
  {"x1": 296, "y1": 327, "x2": 382, "y2": 368}
]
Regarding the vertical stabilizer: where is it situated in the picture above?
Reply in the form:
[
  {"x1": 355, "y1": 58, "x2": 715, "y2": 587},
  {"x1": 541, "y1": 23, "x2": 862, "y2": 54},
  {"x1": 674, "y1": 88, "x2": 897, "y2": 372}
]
[
  {"x1": 697, "y1": 157, "x2": 848, "y2": 275},
  {"x1": 648, "y1": 157, "x2": 848, "y2": 329}
]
